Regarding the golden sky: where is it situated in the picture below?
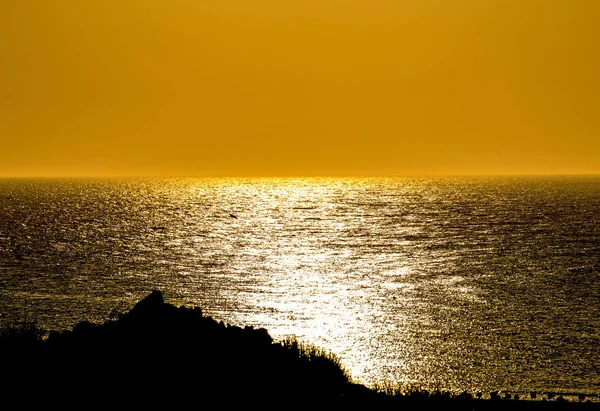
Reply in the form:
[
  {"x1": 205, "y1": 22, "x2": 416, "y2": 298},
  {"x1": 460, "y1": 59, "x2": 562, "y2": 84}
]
[{"x1": 1, "y1": 0, "x2": 599, "y2": 177}]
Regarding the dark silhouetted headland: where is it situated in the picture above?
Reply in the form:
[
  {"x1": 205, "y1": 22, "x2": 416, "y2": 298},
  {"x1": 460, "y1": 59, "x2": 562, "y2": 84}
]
[{"x1": 2, "y1": 291, "x2": 597, "y2": 409}]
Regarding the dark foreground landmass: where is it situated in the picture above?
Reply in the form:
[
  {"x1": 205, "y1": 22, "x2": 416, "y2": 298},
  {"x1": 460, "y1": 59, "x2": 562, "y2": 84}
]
[{"x1": 1, "y1": 291, "x2": 597, "y2": 409}]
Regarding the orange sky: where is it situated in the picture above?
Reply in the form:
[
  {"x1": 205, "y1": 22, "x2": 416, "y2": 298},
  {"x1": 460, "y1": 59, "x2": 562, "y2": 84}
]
[{"x1": 1, "y1": 0, "x2": 599, "y2": 177}]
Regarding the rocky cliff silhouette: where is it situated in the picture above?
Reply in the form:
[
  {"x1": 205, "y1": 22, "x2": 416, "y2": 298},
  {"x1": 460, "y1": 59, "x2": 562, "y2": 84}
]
[{"x1": 3, "y1": 290, "x2": 366, "y2": 407}]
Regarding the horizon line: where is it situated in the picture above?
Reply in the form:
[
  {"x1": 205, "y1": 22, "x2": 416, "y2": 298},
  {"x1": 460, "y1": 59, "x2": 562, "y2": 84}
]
[{"x1": 1, "y1": 172, "x2": 599, "y2": 179}]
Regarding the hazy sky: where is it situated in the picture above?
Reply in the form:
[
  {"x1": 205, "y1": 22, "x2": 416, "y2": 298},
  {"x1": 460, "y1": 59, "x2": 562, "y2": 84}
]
[{"x1": 1, "y1": 0, "x2": 599, "y2": 177}]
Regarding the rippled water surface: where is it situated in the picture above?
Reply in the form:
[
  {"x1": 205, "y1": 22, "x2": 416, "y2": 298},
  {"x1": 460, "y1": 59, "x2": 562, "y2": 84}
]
[{"x1": 1, "y1": 176, "x2": 599, "y2": 395}]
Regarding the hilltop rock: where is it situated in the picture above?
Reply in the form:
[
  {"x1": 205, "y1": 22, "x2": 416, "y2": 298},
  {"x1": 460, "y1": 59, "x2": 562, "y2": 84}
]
[{"x1": 4, "y1": 290, "x2": 354, "y2": 407}]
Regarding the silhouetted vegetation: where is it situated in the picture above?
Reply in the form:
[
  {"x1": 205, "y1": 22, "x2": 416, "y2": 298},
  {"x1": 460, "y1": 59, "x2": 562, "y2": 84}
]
[{"x1": 1, "y1": 291, "x2": 597, "y2": 409}]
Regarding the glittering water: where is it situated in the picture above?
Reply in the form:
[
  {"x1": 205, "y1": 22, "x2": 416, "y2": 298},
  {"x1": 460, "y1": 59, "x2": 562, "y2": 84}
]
[{"x1": 1, "y1": 176, "x2": 599, "y2": 395}]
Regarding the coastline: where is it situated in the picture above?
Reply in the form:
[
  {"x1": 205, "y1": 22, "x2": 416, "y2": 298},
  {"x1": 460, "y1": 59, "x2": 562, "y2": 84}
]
[{"x1": 2, "y1": 290, "x2": 598, "y2": 408}]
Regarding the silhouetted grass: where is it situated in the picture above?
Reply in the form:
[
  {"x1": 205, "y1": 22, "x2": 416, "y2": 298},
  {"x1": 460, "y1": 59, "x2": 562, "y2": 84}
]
[
  {"x1": 1, "y1": 290, "x2": 597, "y2": 409},
  {"x1": 0, "y1": 321, "x2": 46, "y2": 345}
]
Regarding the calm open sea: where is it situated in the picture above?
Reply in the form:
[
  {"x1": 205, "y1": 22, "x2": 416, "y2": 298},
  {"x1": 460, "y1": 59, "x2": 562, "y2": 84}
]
[{"x1": 1, "y1": 176, "x2": 599, "y2": 396}]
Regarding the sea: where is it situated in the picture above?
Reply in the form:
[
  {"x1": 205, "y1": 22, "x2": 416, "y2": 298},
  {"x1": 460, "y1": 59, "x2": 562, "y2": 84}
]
[{"x1": 1, "y1": 176, "x2": 599, "y2": 398}]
